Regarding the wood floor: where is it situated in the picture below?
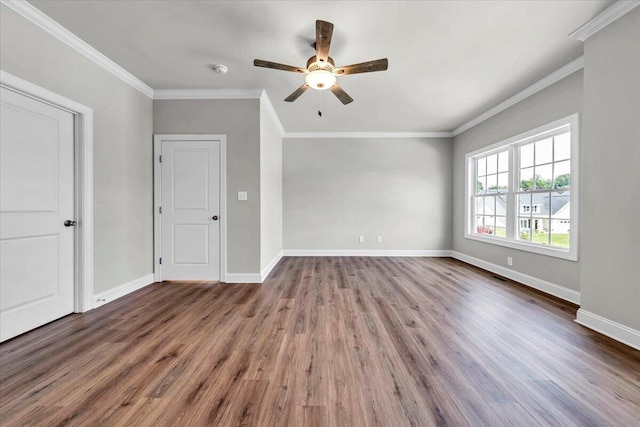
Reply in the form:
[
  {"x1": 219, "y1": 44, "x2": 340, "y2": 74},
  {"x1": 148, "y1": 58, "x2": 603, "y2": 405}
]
[{"x1": 1, "y1": 257, "x2": 639, "y2": 426}]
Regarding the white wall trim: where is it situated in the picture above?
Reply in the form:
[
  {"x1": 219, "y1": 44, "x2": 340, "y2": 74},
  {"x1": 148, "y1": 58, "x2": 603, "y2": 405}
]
[
  {"x1": 569, "y1": 0, "x2": 640, "y2": 41},
  {"x1": 1, "y1": 0, "x2": 154, "y2": 98},
  {"x1": 1, "y1": 70, "x2": 95, "y2": 313},
  {"x1": 153, "y1": 134, "x2": 227, "y2": 283},
  {"x1": 154, "y1": 89, "x2": 263, "y2": 100},
  {"x1": 576, "y1": 309, "x2": 640, "y2": 350},
  {"x1": 225, "y1": 273, "x2": 263, "y2": 283},
  {"x1": 261, "y1": 250, "x2": 283, "y2": 282},
  {"x1": 451, "y1": 251, "x2": 581, "y2": 305},
  {"x1": 283, "y1": 249, "x2": 453, "y2": 257},
  {"x1": 452, "y1": 56, "x2": 584, "y2": 137},
  {"x1": 260, "y1": 90, "x2": 285, "y2": 137},
  {"x1": 284, "y1": 131, "x2": 453, "y2": 139},
  {"x1": 94, "y1": 274, "x2": 155, "y2": 308}
]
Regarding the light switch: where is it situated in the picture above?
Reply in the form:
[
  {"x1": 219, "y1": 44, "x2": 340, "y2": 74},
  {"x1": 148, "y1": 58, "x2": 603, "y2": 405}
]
[{"x1": 238, "y1": 191, "x2": 248, "y2": 201}]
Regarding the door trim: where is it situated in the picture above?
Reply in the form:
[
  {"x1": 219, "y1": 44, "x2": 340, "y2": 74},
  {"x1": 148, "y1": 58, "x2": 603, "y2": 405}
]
[
  {"x1": 153, "y1": 134, "x2": 227, "y2": 282},
  {"x1": 0, "y1": 70, "x2": 94, "y2": 313}
]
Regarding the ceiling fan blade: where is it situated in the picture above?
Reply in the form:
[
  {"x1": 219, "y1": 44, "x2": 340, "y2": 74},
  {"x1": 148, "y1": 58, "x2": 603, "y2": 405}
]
[
  {"x1": 284, "y1": 84, "x2": 310, "y2": 102},
  {"x1": 334, "y1": 58, "x2": 388, "y2": 75},
  {"x1": 315, "y1": 20, "x2": 334, "y2": 63},
  {"x1": 254, "y1": 59, "x2": 306, "y2": 73},
  {"x1": 329, "y1": 84, "x2": 353, "y2": 105}
]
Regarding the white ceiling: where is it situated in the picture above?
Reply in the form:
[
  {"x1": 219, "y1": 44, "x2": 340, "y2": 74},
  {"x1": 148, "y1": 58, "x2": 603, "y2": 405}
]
[{"x1": 29, "y1": 0, "x2": 611, "y2": 133}]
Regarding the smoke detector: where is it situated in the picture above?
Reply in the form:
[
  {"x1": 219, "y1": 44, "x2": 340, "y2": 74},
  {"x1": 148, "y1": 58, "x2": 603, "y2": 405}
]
[{"x1": 212, "y1": 64, "x2": 228, "y2": 74}]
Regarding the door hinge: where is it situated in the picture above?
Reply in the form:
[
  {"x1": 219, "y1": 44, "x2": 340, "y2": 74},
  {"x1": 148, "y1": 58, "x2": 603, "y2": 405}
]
[
  {"x1": 159, "y1": 206, "x2": 162, "y2": 214},
  {"x1": 159, "y1": 155, "x2": 162, "y2": 163},
  {"x1": 159, "y1": 257, "x2": 162, "y2": 265}
]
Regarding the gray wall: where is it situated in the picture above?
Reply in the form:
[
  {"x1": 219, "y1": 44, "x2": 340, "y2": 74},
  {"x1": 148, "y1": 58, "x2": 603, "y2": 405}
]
[
  {"x1": 452, "y1": 71, "x2": 583, "y2": 292},
  {"x1": 259, "y1": 102, "x2": 283, "y2": 270},
  {"x1": 581, "y1": 8, "x2": 640, "y2": 330},
  {"x1": 153, "y1": 99, "x2": 261, "y2": 274},
  {"x1": 1, "y1": 5, "x2": 153, "y2": 294},
  {"x1": 283, "y1": 137, "x2": 452, "y2": 250}
]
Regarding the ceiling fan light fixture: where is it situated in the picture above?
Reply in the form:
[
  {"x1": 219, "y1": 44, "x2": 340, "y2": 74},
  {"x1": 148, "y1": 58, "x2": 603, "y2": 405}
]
[
  {"x1": 254, "y1": 20, "x2": 387, "y2": 104},
  {"x1": 305, "y1": 69, "x2": 336, "y2": 90}
]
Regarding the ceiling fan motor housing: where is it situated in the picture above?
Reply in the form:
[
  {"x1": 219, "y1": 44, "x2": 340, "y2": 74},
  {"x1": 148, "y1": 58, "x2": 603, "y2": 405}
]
[{"x1": 305, "y1": 56, "x2": 336, "y2": 89}]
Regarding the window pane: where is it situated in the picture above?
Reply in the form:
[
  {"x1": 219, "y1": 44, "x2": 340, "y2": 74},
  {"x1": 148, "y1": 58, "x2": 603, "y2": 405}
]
[
  {"x1": 475, "y1": 197, "x2": 484, "y2": 215},
  {"x1": 497, "y1": 172, "x2": 508, "y2": 191},
  {"x1": 554, "y1": 132, "x2": 571, "y2": 161},
  {"x1": 518, "y1": 194, "x2": 531, "y2": 216},
  {"x1": 535, "y1": 164, "x2": 552, "y2": 189},
  {"x1": 495, "y1": 216, "x2": 506, "y2": 237},
  {"x1": 477, "y1": 157, "x2": 486, "y2": 176},
  {"x1": 539, "y1": 191, "x2": 552, "y2": 220},
  {"x1": 533, "y1": 226, "x2": 550, "y2": 245},
  {"x1": 554, "y1": 160, "x2": 570, "y2": 189},
  {"x1": 535, "y1": 138, "x2": 553, "y2": 164},
  {"x1": 551, "y1": 191, "x2": 570, "y2": 219},
  {"x1": 487, "y1": 154, "x2": 497, "y2": 174},
  {"x1": 520, "y1": 143, "x2": 534, "y2": 168},
  {"x1": 498, "y1": 151, "x2": 509, "y2": 173},
  {"x1": 550, "y1": 220, "x2": 570, "y2": 248},
  {"x1": 518, "y1": 218, "x2": 531, "y2": 241},
  {"x1": 477, "y1": 176, "x2": 486, "y2": 194},
  {"x1": 486, "y1": 174, "x2": 497, "y2": 191},
  {"x1": 476, "y1": 217, "x2": 491, "y2": 234},
  {"x1": 520, "y1": 167, "x2": 534, "y2": 191},
  {"x1": 485, "y1": 216, "x2": 495, "y2": 234},
  {"x1": 484, "y1": 196, "x2": 495, "y2": 215},
  {"x1": 495, "y1": 195, "x2": 506, "y2": 216},
  {"x1": 474, "y1": 216, "x2": 484, "y2": 234}
]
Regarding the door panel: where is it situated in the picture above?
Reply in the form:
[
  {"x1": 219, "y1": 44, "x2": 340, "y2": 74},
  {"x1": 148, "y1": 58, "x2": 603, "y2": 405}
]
[
  {"x1": 173, "y1": 149, "x2": 209, "y2": 209},
  {"x1": 161, "y1": 140, "x2": 220, "y2": 280},
  {"x1": 173, "y1": 224, "x2": 209, "y2": 264},
  {"x1": 0, "y1": 87, "x2": 75, "y2": 342},
  {"x1": 0, "y1": 235, "x2": 59, "y2": 311}
]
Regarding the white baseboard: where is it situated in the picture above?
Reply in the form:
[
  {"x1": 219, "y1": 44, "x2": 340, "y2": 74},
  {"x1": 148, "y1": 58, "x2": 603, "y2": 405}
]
[
  {"x1": 575, "y1": 309, "x2": 640, "y2": 351},
  {"x1": 282, "y1": 249, "x2": 453, "y2": 257},
  {"x1": 261, "y1": 250, "x2": 283, "y2": 282},
  {"x1": 94, "y1": 273, "x2": 155, "y2": 308},
  {"x1": 224, "y1": 273, "x2": 262, "y2": 283},
  {"x1": 451, "y1": 251, "x2": 581, "y2": 305}
]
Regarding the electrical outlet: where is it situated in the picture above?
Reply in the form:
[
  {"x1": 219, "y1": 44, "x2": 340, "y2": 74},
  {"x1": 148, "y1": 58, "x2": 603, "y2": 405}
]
[
  {"x1": 377, "y1": 236, "x2": 382, "y2": 243},
  {"x1": 507, "y1": 256, "x2": 513, "y2": 266},
  {"x1": 237, "y1": 191, "x2": 248, "y2": 201},
  {"x1": 359, "y1": 236, "x2": 365, "y2": 243}
]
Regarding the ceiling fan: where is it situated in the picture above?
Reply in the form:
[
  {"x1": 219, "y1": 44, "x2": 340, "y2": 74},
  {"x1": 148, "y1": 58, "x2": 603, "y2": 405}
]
[{"x1": 254, "y1": 20, "x2": 388, "y2": 105}]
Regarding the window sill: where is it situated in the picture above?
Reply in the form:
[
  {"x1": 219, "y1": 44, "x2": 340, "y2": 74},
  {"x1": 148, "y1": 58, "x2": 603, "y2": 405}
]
[{"x1": 464, "y1": 233, "x2": 577, "y2": 261}]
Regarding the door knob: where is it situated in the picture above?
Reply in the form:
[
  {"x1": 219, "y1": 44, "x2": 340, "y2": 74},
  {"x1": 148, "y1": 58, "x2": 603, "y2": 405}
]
[
  {"x1": 212, "y1": 215, "x2": 219, "y2": 221},
  {"x1": 64, "y1": 220, "x2": 77, "y2": 227}
]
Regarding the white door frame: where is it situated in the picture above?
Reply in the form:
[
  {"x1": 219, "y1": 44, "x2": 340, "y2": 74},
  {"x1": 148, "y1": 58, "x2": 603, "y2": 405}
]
[
  {"x1": 0, "y1": 70, "x2": 94, "y2": 312},
  {"x1": 153, "y1": 134, "x2": 227, "y2": 282}
]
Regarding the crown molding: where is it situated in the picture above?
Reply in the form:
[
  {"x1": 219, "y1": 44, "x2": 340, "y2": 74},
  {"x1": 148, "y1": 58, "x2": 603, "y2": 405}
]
[
  {"x1": 1, "y1": 0, "x2": 154, "y2": 98},
  {"x1": 260, "y1": 90, "x2": 285, "y2": 137},
  {"x1": 569, "y1": 0, "x2": 640, "y2": 41},
  {"x1": 153, "y1": 88, "x2": 263, "y2": 100},
  {"x1": 452, "y1": 56, "x2": 584, "y2": 137},
  {"x1": 284, "y1": 131, "x2": 453, "y2": 139}
]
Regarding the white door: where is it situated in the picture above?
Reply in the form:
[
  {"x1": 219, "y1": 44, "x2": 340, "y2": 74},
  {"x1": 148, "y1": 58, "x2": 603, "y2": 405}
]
[
  {"x1": 0, "y1": 87, "x2": 75, "y2": 342},
  {"x1": 161, "y1": 140, "x2": 220, "y2": 280}
]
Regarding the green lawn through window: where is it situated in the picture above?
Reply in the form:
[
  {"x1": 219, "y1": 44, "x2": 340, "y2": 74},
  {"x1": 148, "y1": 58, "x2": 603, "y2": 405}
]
[{"x1": 520, "y1": 231, "x2": 569, "y2": 248}]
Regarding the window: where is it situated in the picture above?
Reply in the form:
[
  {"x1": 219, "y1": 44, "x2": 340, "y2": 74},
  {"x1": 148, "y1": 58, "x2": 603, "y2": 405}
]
[{"x1": 465, "y1": 114, "x2": 579, "y2": 261}]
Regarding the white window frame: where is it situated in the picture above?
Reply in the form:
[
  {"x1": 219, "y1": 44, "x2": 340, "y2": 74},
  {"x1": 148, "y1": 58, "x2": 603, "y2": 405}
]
[{"x1": 464, "y1": 114, "x2": 579, "y2": 261}]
